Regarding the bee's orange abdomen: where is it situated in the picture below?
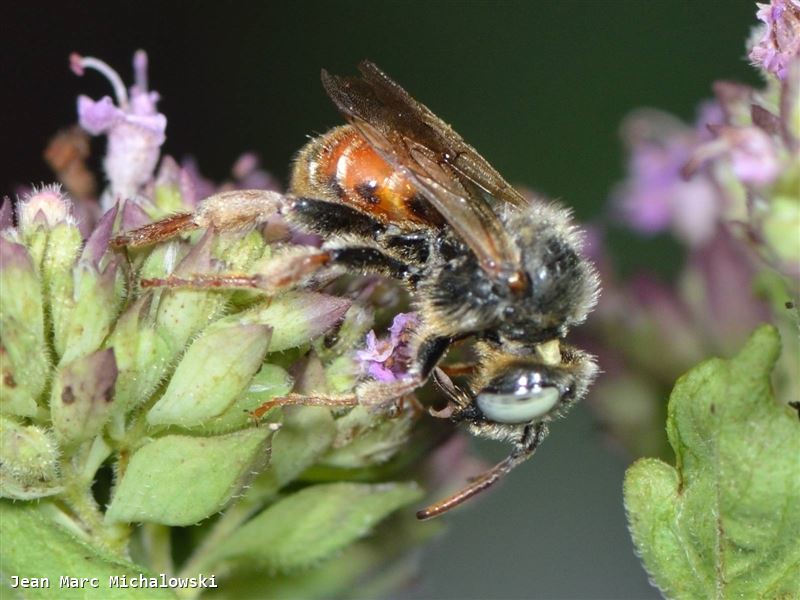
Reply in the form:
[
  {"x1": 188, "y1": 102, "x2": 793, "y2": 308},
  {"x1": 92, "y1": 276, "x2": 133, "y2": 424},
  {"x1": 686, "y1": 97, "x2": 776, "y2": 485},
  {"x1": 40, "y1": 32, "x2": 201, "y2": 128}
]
[{"x1": 293, "y1": 125, "x2": 433, "y2": 225}]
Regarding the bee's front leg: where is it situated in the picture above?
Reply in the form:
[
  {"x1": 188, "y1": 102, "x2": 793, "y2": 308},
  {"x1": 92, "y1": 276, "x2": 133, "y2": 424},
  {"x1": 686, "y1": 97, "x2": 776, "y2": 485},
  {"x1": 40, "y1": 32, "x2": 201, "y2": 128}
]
[{"x1": 416, "y1": 422, "x2": 548, "y2": 520}]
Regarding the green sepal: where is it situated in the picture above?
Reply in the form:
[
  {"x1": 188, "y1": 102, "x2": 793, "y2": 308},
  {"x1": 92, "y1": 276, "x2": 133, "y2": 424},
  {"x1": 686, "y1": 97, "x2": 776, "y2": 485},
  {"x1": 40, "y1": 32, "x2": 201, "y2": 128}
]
[
  {"x1": 106, "y1": 295, "x2": 174, "y2": 414},
  {"x1": 761, "y1": 194, "x2": 800, "y2": 268},
  {"x1": 198, "y1": 363, "x2": 293, "y2": 434},
  {"x1": 42, "y1": 222, "x2": 82, "y2": 354},
  {"x1": 106, "y1": 427, "x2": 274, "y2": 526},
  {"x1": 58, "y1": 261, "x2": 122, "y2": 364},
  {"x1": 154, "y1": 233, "x2": 228, "y2": 349},
  {"x1": 249, "y1": 406, "x2": 336, "y2": 500},
  {"x1": 50, "y1": 348, "x2": 117, "y2": 446},
  {"x1": 147, "y1": 323, "x2": 271, "y2": 427},
  {"x1": 226, "y1": 291, "x2": 350, "y2": 352},
  {"x1": 0, "y1": 238, "x2": 49, "y2": 409},
  {"x1": 323, "y1": 406, "x2": 415, "y2": 469}
]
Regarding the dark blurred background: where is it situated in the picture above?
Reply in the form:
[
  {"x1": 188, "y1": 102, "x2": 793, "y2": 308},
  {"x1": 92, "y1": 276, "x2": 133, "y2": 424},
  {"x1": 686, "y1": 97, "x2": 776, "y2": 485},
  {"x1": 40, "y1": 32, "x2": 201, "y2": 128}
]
[{"x1": 3, "y1": 1, "x2": 759, "y2": 598}]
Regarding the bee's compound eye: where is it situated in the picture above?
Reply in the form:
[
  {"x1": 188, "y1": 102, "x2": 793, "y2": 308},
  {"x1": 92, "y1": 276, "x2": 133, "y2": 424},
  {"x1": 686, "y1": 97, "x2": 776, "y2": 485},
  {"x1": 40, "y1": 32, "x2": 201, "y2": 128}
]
[{"x1": 476, "y1": 386, "x2": 560, "y2": 424}]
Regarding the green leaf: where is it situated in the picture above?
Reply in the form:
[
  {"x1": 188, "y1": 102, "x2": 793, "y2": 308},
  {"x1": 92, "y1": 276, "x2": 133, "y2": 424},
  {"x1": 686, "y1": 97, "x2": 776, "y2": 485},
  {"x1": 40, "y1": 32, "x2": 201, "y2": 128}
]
[
  {"x1": 0, "y1": 501, "x2": 174, "y2": 599},
  {"x1": 206, "y1": 481, "x2": 422, "y2": 573},
  {"x1": 106, "y1": 428, "x2": 273, "y2": 526},
  {"x1": 624, "y1": 325, "x2": 800, "y2": 599}
]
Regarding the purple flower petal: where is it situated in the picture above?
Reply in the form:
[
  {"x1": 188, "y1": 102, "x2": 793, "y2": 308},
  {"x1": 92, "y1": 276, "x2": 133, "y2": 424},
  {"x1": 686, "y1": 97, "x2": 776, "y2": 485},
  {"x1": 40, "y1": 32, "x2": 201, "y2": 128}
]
[
  {"x1": 77, "y1": 95, "x2": 121, "y2": 135},
  {"x1": 367, "y1": 362, "x2": 397, "y2": 383},
  {"x1": 0, "y1": 237, "x2": 35, "y2": 274},
  {"x1": 724, "y1": 126, "x2": 781, "y2": 185},
  {"x1": 121, "y1": 199, "x2": 151, "y2": 231},
  {"x1": 356, "y1": 312, "x2": 419, "y2": 382}
]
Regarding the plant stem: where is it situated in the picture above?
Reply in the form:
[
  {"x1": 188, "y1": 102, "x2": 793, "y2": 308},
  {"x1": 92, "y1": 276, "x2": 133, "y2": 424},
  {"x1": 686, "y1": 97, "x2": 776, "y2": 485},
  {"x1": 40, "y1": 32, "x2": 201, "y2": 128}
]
[{"x1": 142, "y1": 523, "x2": 174, "y2": 574}]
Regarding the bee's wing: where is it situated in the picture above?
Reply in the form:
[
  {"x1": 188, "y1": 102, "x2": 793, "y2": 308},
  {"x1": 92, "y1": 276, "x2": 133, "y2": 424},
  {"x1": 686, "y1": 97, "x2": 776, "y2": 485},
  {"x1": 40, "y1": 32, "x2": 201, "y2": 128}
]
[{"x1": 321, "y1": 61, "x2": 523, "y2": 277}]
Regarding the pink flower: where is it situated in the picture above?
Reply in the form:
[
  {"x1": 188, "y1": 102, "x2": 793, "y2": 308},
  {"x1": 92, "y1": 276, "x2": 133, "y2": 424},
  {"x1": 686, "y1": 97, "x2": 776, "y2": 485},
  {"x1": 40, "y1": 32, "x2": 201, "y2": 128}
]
[
  {"x1": 355, "y1": 313, "x2": 419, "y2": 382},
  {"x1": 71, "y1": 51, "x2": 166, "y2": 209},
  {"x1": 749, "y1": 0, "x2": 800, "y2": 80}
]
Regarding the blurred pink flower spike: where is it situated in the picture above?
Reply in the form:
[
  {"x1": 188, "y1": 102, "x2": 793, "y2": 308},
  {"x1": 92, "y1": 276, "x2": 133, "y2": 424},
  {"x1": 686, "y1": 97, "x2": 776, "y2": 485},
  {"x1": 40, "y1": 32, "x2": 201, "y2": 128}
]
[
  {"x1": 72, "y1": 51, "x2": 166, "y2": 211},
  {"x1": 684, "y1": 125, "x2": 781, "y2": 187},
  {"x1": 749, "y1": 0, "x2": 800, "y2": 80},
  {"x1": 356, "y1": 313, "x2": 420, "y2": 382},
  {"x1": 613, "y1": 110, "x2": 721, "y2": 246}
]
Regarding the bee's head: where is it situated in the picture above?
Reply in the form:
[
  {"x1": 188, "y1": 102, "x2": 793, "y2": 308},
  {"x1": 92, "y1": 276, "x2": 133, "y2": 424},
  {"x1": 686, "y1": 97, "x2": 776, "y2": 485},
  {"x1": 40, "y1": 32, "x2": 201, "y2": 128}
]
[
  {"x1": 434, "y1": 343, "x2": 597, "y2": 428},
  {"x1": 476, "y1": 344, "x2": 597, "y2": 425}
]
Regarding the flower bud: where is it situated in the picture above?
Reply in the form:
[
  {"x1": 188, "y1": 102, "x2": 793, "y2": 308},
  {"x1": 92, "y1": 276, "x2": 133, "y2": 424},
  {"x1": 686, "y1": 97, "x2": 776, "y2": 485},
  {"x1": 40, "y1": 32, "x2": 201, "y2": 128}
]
[
  {"x1": 0, "y1": 416, "x2": 62, "y2": 499},
  {"x1": 50, "y1": 348, "x2": 117, "y2": 445},
  {"x1": 16, "y1": 185, "x2": 75, "y2": 235}
]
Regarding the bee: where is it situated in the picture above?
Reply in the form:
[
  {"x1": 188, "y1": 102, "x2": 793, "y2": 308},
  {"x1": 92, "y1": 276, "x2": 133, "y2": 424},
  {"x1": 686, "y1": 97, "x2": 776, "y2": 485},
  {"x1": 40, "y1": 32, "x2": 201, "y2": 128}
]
[{"x1": 114, "y1": 61, "x2": 600, "y2": 520}]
